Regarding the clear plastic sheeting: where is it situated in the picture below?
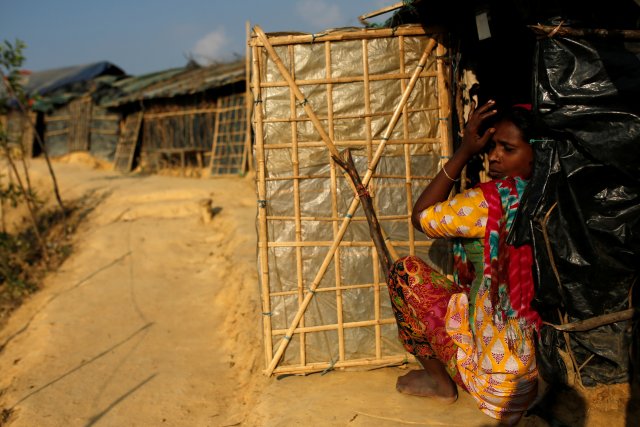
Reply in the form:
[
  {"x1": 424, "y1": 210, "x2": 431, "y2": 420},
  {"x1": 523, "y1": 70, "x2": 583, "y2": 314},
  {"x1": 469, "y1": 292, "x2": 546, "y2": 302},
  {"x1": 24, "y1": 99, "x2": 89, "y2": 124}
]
[{"x1": 252, "y1": 25, "x2": 453, "y2": 374}]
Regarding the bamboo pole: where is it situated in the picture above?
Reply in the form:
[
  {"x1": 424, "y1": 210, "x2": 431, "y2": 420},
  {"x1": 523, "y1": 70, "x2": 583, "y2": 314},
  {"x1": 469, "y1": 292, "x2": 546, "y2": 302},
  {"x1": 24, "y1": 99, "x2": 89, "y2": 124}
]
[
  {"x1": 436, "y1": 38, "x2": 453, "y2": 170},
  {"x1": 324, "y1": 40, "x2": 346, "y2": 364},
  {"x1": 253, "y1": 44, "x2": 274, "y2": 368},
  {"x1": 207, "y1": 97, "x2": 223, "y2": 176},
  {"x1": 287, "y1": 43, "x2": 307, "y2": 367},
  {"x1": 272, "y1": 317, "x2": 397, "y2": 335},
  {"x1": 243, "y1": 20, "x2": 254, "y2": 174},
  {"x1": 262, "y1": 240, "x2": 435, "y2": 248},
  {"x1": 362, "y1": 39, "x2": 373, "y2": 167},
  {"x1": 264, "y1": 174, "x2": 436, "y2": 182},
  {"x1": 263, "y1": 138, "x2": 441, "y2": 149},
  {"x1": 262, "y1": 32, "x2": 438, "y2": 375},
  {"x1": 250, "y1": 25, "x2": 434, "y2": 47},
  {"x1": 254, "y1": 25, "x2": 341, "y2": 160},
  {"x1": 270, "y1": 281, "x2": 391, "y2": 297},
  {"x1": 358, "y1": 1, "x2": 405, "y2": 26},
  {"x1": 372, "y1": 248, "x2": 382, "y2": 359},
  {"x1": 261, "y1": 105, "x2": 439, "y2": 122},
  {"x1": 399, "y1": 35, "x2": 417, "y2": 257},
  {"x1": 272, "y1": 355, "x2": 408, "y2": 375},
  {"x1": 257, "y1": 71, "x2": 438, "y2": 88}
]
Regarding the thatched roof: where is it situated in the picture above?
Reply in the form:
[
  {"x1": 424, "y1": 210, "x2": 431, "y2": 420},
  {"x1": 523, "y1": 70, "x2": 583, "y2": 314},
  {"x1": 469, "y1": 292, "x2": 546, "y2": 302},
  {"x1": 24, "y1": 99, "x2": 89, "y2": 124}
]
[{"x1": 101, "y1": 60, "x2": 245, "y2": 107}]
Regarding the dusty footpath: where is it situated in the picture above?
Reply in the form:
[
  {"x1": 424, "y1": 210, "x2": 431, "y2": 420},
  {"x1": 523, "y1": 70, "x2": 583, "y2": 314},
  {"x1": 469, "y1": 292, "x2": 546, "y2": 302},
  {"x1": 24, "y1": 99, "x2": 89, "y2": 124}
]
[{"x1": 0, "y1": 158, "x2": 631, "y2": 426}]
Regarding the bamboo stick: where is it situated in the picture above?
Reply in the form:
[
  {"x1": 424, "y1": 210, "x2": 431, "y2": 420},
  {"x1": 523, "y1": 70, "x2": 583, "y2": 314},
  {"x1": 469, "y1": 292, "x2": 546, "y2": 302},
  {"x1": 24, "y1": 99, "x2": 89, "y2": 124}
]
[
  {"x1": 263, "y1": 36, "x2": 438, "y2": 375},
  {"x1": 261, "y1": 106, "x2": 440, "y2": 123},
  {"x1": 262, "y1": 240, "x2": 436, "y2": 248},
  {"x1": 399, "y1": 35, "x2": 417, "y2": 257},
  {"x1": 272, "y1": 318, "x2": 397, "y2": 335},
  {"x1": 264, "y1": 174, "x2": 435, "y2": 182},
  {"x1": 250, "y1": 25, "x2": 435, "y2": 47},
  {"x1": 266, "y1": 214, "x2": 411, "y2": 221},
  {"x1": 436, "y1": 39, "x2": 453, "y2": 170},
  {"x1": 243, "y1": 20, "x2": 254, "y2": 174},
  {"x1": 270, "y1": 281, "x2": 390, "y2": 297},
  {"x1": 143, "y1": 108, "x2": 218, "y2": 119},
  {"x1": 362, "y1": 38, "x2": 374, "y2": 189},
  {"x1": 258, "y1": 71, "x2": 438, "y2": 88},
  {"x1": 324, "y1": 40, "x2": 346, "y2": 364},
  {"x1": 262, "y1": 138, "x2": 441, "y2": 149},
  {"x1": 272, "y1": 355, "x2": 408, "y2": 375},
  {"x1": 358, "y1": 1, "x2": 405, "y2": 25},
  {"x1": 287, "y1": 43, "x2": 307, "y2": 367},
  {"x1": 207, "y1": 97, "x2": 223, "y2": 176},
  {"x1": 253, "y1": 44, "x2": 274, "y2": 369},
  {"x1": 372, "y1": 248, "x2": 382, "y2": 359},
  {"x1": 254, "y1": 25, "x2": 341, "y2": 160}
]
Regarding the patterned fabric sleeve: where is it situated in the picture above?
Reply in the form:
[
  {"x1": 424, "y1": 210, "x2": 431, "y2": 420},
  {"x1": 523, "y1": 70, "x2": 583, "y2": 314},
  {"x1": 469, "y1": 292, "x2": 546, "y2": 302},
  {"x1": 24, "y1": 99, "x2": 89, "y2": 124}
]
[{"x1": 418, "y1": 187, "x2": 489, "y2": 239}]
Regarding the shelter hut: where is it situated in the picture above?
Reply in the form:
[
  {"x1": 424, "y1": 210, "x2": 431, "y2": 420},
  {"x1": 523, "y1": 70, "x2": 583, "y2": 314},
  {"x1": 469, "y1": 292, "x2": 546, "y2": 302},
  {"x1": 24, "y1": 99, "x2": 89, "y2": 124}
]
[
  {"x1": 8, "y1": 62, "x2": 126, "y2": 160},
  {"x1": 103, "y1": 60, "x2": 250, "y2": 177},
  {"x1": 252, "y1": 2, "x2": 640, "y2": 412}
]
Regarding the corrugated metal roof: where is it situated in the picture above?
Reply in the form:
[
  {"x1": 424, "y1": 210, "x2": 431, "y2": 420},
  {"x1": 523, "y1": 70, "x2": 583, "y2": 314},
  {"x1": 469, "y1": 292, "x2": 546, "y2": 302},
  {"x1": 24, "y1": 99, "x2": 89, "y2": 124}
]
[
  {"x1": 24, "y1": 61, "x2": 125, "y2": 96},
  {"x1": 102, "y1": 60, "x2": 245, "y2": 107}
]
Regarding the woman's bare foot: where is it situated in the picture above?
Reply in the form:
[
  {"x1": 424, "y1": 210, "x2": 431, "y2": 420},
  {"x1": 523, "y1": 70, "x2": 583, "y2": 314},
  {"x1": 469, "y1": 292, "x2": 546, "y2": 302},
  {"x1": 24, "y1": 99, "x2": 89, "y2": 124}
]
[{"x1": 396, "y1": 358, "x2": 458, "y2": 403}]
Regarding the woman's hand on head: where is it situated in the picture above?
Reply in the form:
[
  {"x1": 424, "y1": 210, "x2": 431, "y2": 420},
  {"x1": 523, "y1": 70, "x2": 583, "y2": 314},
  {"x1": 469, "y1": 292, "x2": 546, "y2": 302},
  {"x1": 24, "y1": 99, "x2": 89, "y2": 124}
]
[{"x1": 460, "y1": 100, "x2": 497, "y2": 157}]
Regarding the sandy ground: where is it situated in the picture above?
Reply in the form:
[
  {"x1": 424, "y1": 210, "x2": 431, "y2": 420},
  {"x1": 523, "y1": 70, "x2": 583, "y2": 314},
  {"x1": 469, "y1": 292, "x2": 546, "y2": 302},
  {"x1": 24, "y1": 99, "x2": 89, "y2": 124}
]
[{"x1": 0, "y1": 158, "x2": 633, "y2": 426}]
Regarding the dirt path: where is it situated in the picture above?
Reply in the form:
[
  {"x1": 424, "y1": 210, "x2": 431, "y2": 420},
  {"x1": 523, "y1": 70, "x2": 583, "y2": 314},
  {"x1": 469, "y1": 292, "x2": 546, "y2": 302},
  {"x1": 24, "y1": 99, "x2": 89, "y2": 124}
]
[
  {"x1": 0, "y1": 159, "x2": 263, "y2": 426},
  {"x1": 0, "y1": 159, "x2": 630, "y2": 426}
]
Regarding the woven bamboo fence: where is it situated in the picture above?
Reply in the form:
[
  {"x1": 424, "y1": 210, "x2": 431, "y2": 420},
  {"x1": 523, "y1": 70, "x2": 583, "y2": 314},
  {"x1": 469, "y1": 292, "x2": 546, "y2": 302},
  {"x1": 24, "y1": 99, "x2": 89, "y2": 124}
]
[
  {"x1": 136, "y1": 93, "x2": 248, "y2": 175},
  {"x1": 43, "y1": 96, "x2": 93, "y2": 157},
  {"x1": 250, "y1": 24, "x2": 453, "y2": 375}
]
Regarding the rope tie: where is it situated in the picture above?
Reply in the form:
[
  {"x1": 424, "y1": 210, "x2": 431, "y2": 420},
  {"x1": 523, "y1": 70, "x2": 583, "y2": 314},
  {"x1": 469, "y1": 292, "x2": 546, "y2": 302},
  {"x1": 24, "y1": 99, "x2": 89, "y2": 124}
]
[
  {"x1": 254, "y1": 97, "x2": 263, "y2": 105},
  {"x1": 356, "y1": 183, "x2": 370, "y2": 198},
  {"x1": 321, "y1": 359, "x2": 337, "y2": 376},
  {"x1": 262, "y1": 312, "x2": 273, "y2": 317},
  {"x1": 297, "y1": 98, "x2": 309, "y2": 107},
  {"x1": 258, "y1": 199, "x2": 267, "y2": 208}
]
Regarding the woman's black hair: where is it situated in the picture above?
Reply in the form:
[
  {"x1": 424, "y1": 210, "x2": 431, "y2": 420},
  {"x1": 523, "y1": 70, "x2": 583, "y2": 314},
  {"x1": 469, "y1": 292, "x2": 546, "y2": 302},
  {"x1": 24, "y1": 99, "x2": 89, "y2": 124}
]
[{"x1": 490, "y1": 106, "x2": 536, "y2": 144}]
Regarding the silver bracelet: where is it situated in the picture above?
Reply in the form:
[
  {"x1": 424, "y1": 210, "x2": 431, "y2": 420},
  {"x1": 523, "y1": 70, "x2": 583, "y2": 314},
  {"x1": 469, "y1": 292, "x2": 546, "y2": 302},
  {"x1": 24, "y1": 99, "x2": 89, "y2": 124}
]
[{"x1": 442, "y1": 165, "x2": 460, "y2": 182}]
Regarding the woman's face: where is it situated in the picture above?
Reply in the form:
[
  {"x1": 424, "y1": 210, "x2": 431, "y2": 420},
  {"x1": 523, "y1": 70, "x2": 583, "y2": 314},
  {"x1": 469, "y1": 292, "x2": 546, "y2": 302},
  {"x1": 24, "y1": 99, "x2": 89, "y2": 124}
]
[{"x1": 487, "y1": 120, "x2": 533, "y2": 179}]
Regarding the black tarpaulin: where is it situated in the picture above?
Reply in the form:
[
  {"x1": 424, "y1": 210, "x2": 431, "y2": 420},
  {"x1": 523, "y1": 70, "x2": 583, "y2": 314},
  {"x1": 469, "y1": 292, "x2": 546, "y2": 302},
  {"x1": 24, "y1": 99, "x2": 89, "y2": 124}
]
[{"x1": 514, "y1": 34, "x2": 640, "y2": 385}]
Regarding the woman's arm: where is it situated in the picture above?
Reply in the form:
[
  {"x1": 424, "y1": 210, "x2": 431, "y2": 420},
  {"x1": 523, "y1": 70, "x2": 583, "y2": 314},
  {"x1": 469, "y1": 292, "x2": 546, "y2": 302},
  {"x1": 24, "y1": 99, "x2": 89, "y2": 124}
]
[{"x1": 411, "y1": 100, "x2": 497, "y2": 231}]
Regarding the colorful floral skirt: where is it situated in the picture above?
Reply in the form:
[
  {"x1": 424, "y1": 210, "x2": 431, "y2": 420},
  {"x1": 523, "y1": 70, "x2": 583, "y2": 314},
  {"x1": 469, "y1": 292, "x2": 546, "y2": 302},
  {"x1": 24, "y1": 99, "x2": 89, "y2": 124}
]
[{"x1": 387, "y1": 255, "x2": 466, "y2": 388}]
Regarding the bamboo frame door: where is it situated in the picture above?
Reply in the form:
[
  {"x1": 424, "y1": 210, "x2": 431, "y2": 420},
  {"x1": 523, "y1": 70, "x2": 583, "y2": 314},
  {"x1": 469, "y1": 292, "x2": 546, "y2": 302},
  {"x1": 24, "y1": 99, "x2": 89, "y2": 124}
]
[
  {"x1": 208, "y1": 93, "x2": 249, "y2": 176},
  {"x1": 251, "y1": 25, "x2": 453, "y2": 376},
  {"x1": 68, "y1": 96, "x2": 93, "y2": 152},
  {"x1": 113, "y1": 111, "x2": 143, "y2": 173}
]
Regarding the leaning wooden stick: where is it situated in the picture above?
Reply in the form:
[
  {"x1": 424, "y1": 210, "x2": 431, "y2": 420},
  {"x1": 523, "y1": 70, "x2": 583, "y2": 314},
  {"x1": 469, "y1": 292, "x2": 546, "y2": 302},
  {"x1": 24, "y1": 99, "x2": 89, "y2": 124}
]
[
  {"x1": 255, "y1": 24, "x2": 438, "y2": 375},
  {"x1": 333, "y1": 149, "x2": 393, "y2": 278},
  {"x1": 545, "y1": 308, "x2": 636, "y2": 332}
]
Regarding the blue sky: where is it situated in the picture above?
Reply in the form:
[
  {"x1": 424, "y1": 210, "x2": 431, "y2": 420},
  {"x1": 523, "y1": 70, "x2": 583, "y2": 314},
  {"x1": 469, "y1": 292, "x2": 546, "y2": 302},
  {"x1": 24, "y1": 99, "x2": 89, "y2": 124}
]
[{"x1": 0, "y1": 0, "x2": 390, "y2": 75}]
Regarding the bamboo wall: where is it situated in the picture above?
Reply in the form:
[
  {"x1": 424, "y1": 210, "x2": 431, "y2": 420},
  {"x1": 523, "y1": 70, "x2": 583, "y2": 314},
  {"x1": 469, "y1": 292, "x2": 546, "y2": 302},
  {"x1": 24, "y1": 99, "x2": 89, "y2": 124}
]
[
  {"x1": 43, "y1": 96, "x2": 120, "y2": 160},
  {"x1": 251, "y1": 24, "x2": 453, "y2": 375},
  {"x1": 138, "y1": 91, "x2": 248, "y2": 175}
]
